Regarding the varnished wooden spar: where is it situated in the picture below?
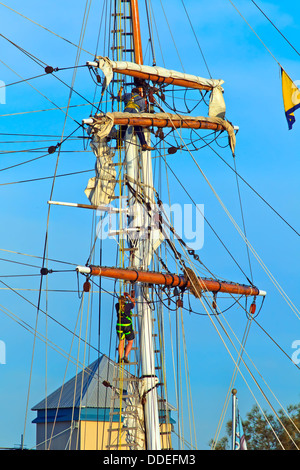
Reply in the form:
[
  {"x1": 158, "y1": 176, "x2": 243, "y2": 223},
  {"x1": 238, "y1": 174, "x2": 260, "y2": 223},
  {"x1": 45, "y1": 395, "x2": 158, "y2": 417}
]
[
  {"x1": 131, "y1": 0, "x2": 143, "y2": 65},
  {"x1": 76, "y1": 265, "x2": 266, "y2": 297},
  {"x1": 105, "y1": 115, "x2": 225, "y2": 131}
]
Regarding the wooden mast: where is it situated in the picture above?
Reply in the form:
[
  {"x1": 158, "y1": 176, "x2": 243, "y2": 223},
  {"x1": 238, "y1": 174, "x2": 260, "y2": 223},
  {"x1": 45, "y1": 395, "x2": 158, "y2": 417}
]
[{"x1": 131, "y1": 0, "x2": 143, "y2": 65}]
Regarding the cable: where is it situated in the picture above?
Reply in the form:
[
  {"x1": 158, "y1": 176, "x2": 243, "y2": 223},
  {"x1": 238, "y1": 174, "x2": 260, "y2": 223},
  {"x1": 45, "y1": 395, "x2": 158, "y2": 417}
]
[
  {"x1": 126, "y1": 167, "x2": 292, "y2": 446},
  {"x1": 159, "y1": 0, "x2": 185, "y2": 71},
  {"x1": 155, "y1": 91, "x2": 300, "y2": 238},
  {"x1": 206, "y1": 137, "x2": 300, "y2": 238},
  {"x1": 154, "y1": 98, "x2": 300, "y2": 321},
  {"x1": 250, "y1": 0, "x2": 300, "y2": 58},
  {"x1": 0, "y1": 59, "x2": 82, "y2": 127},
  {"x1": 145, "y1": 0, "x2": 157, "y2": 66},
  {"x1": 227, "y1": 0, "x2": 282, "y2": 67},
  {"x1": 0, "y1": 168, "x2": 94, "y2": 186},
  {"x1": 158, "y1": 156, "x2": 254, "y2": 285},
  {"x1": 0, "y1": 32, "x2": 47, "y2": 67},
  {"x1": 180, "y1": 0, "x2": 212, "y2": 78},
  {"x1": 232, "y1": 155, "x2": 254, "y2": 284},
  {"x1": 0, "y1": 151, "x2": 51, "y2": 172},
  {"x1": 0, "y1": 2, "x2": 94, "y2": 56},
  {"x1": 0, "y1": 32, "x2": 98, "y2": 112},
  {"x1": 22, "y1": 0, "x2": 93, "y2": 447}
]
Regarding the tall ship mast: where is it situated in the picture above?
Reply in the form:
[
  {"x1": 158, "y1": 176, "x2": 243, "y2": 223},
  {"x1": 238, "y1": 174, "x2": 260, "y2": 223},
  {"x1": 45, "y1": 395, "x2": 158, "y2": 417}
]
[
  {"x1": 76, "y1": 0, "x2": 264, "y2": 451},
  {"x1": 0, "y1": 0, "x2": 299, "y2": 452}
]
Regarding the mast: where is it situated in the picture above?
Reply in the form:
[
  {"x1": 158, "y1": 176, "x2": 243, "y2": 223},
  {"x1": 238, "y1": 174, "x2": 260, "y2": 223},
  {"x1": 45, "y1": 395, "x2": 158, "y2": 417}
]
[
  {"x1": 126, "y1": 0, "x2": 161, "y2": 450},
  {"x1": 81, "y1": 0, "x2": 265, "y2": 451},
  {"x1": 131, "y1": 0, "x2": 143, "y2": 65}
]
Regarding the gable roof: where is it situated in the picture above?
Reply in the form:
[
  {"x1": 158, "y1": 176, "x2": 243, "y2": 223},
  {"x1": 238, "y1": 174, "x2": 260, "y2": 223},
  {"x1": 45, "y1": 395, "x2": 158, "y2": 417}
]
[
  {"x1": 32, "y1": 355, "x2": 134, "y2": 411},
  {"x1": 32, "y1": 355, "x2": 175, "y2": 411}
]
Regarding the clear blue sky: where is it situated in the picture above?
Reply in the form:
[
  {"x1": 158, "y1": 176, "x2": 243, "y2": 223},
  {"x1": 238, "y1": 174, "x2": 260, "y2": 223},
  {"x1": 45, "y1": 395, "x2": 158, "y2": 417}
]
[{"x1": 0, "y1": 0, "x2": 299, "y2": 450}]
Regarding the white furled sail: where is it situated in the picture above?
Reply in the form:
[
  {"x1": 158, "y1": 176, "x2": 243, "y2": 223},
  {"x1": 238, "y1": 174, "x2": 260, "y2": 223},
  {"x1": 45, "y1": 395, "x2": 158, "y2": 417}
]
[
  {"x1": 87, "y1": 56, "x2": 226, "y2": 119},
  {"x1": 85, "y1": 111, "x2": 236, "y2": 156},
  {"x1": 84, "y1": 123, "x2": 116, "y2": 206}
]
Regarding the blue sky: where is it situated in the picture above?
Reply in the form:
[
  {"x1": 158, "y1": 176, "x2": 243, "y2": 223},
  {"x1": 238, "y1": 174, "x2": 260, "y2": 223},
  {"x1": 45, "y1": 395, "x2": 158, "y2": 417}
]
[{"x1": 0, "y1": 0, "x2": 299, "y2": 450}]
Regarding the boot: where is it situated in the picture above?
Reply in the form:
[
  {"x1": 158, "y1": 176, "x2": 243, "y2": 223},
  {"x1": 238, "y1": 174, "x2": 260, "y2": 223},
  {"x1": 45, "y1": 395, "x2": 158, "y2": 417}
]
[{"x1": 142, "y1": 144, "x2": 154, "y2": 151}]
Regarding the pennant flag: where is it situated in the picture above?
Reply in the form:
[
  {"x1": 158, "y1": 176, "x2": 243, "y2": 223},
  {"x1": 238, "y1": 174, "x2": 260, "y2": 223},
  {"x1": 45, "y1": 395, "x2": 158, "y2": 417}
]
[
  {"x1": 234, "y1": 411, "x2": 247, "y2": 450},
  {"x1": 281, "y1": 68, "x2": 300, "y2": 130}
]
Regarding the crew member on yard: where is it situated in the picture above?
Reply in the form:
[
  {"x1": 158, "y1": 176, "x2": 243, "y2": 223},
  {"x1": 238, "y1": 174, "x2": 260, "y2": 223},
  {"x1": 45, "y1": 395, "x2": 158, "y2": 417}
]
[
  {"x1": 117, "y1": 87, "x2": 154, "y2": 151},
  {"x1": 116, "y1": 291, "x2": 136, "y2": 364}
]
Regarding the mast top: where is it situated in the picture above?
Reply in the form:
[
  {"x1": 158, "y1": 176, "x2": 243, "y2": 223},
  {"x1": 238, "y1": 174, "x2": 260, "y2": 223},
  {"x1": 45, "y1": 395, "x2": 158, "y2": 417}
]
[{"x1": 131, "y1": 0, "x2": 143, "y2": 65}]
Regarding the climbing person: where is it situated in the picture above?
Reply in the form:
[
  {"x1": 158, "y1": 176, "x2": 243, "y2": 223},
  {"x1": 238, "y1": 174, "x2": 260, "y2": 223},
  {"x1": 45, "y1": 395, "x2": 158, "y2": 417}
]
[
  {"x1": 117, "y1": 86, "x2": 154, "y2": 151},
  {"x1": 116, "y1": 290, "x2": 136, "y2": 364}
]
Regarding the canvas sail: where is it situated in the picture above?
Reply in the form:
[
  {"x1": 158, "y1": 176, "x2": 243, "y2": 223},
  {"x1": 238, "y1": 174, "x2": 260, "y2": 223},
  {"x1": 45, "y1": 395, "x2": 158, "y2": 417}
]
[
  {"x1": 86, "y1": 111, "x2": 236, "y2": 156},
  {"x1": 84, "y1": 123, "x2": 117, "y2": 206},
  {"x1": 87, "y1": 56, "x2": 226, "y2": 119}
]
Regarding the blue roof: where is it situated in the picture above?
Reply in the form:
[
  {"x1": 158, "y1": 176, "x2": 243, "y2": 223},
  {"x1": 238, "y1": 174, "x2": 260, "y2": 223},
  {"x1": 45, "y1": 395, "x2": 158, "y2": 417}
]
[
  {"x1": 32, "y1": 355, "x2": 133, "y2": 410},
  {"x1": 32, "y1": 355, "x2": 175, "y2": 413}
]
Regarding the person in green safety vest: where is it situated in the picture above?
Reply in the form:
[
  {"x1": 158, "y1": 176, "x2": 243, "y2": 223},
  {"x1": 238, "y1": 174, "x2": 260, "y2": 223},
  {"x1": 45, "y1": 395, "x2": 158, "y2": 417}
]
[
  {"x1": 115, "y1": 291, "x2": 136, "y2": 363},
  {"x1": 117, "y1": 87, "x2": 154, "y2": 151}
]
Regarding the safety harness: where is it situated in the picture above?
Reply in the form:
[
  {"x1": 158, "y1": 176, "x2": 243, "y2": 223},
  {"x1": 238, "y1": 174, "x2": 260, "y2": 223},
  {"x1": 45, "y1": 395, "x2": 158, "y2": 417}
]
[
  {"x1": 125, "y1": 94, "x2": 142, "y2": 111},
  {"x1": 116, "y1": 303, "x2": 133, "y2": 340}
]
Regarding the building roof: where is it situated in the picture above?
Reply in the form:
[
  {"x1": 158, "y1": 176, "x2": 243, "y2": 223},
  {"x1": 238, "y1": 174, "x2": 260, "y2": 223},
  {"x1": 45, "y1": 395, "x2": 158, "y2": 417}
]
[
  {"x1": 32, "y1": 355, "x2": 175, "y2": 411},
  {"x1": 32, "y1": 355, "x2": 132, "y2": 410}
]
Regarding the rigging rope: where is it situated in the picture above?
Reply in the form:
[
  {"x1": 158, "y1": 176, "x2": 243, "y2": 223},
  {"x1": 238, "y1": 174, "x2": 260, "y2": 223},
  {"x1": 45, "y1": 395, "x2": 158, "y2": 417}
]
[
  {"x1": 0, "y1": 2, "x2": 94, "y2": 56},
  {"x1": 23, "y1": 0, "x2": 93, "y2": 447},
  {"x1": 159, "y1": 0, "x2": 185, "y2": 71},
  {"x1": 180, "y1": 0, "x2": 212, "y2": 79},
  {"x1": 133, "y1": 135, "x2": 300, "y2": 448},
  {"x1": 0, "y1": 59, "x2": 82, "y2": 127},
  {"x1": 153, "y1": 92, "x2": 300, "y2": 237},
  {"x1": 154, "y1": 98, "x2": 300, "y2": 322},
  {"x1": 212, "y1": 315, "x2": 253, "y2": 449},
  {"x1": 227, "y1": 0, "x2": 282, "y2": 69},
  {"x1": 232, "y1": 155, "x2": 254, "y2": 284},
  {"x1": 185, "y1": 271, "x2": 299, "y2": 449},
  {"x1": 250, "y1": 0, "x2": 300, "y2": 58},
  {"x1": 2, "y1": 0, "x2": 299, "y2": 451}
]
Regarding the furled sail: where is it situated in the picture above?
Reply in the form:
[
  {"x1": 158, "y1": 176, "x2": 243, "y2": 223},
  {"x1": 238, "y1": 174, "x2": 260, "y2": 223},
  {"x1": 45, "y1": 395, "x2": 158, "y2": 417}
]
[
  {"x1": 87, "y1": 56, "x2": 226, "y2": 119},
  {"x1": 84, "y1": 111, "x2": 236, "y2": 156},
  {"x1": 84, "y1": 122, "x2": 116, "y2": 206}
]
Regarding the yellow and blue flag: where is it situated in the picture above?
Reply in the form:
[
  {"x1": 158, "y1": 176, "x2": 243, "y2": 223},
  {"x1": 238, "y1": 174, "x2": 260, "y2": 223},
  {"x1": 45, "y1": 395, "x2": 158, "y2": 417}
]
[{"x1": 281, "y1": 68, "x2": 300, "y2": 130}]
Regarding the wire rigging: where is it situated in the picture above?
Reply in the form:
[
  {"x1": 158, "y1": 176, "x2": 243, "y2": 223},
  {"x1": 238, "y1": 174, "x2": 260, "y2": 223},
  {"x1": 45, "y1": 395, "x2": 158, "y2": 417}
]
[
  {"x1": 1, "y1": 0, "x2": 299, "y2": 452},
  {"x1": 250, "y1": 0, "x2": 300, "y2": 58},
  {"x1": 180, "y1": 0, "x2": 212, "y2": 79},
  {"x1": 232, "y1": 155, "x2": 254, "y2": 284},
  {"x1": 22, "y1": 0, "x2": 94, "y2": 448},
  {"x1": 0, "y1": 1, "x2": 94, "y2": 56}
]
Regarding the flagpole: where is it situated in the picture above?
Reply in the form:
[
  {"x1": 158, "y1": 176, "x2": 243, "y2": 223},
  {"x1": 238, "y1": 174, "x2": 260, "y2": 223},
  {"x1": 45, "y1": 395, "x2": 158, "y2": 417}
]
[{"x1": 232, "y1": 388, "x2": 237, "y2": 450}]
